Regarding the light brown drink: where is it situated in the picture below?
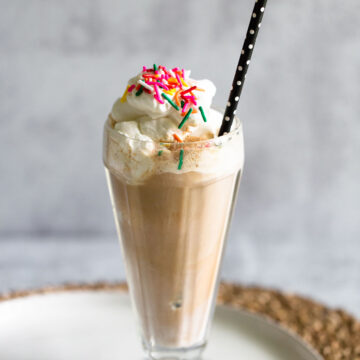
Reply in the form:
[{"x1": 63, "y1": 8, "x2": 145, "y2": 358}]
[
  {"x1": 103, "y1": 114, "x2": 243, "y2": 357},
  {"x1": 105, "y1": 169, "x2": 241, "y2": 348}
]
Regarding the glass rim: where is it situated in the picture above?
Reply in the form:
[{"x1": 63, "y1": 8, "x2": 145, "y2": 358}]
[{"x1": 104, "y1": 106, "x2": 242, "y2": 146}]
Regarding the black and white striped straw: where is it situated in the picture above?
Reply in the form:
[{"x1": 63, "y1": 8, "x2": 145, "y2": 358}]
[{"x1": 218, "y1": 0, "x2": 268, "y2": 136}]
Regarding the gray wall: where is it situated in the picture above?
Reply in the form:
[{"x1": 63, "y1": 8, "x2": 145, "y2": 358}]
[{"x1": 1, "y1": 1, "x2": 360, "y2": 311}]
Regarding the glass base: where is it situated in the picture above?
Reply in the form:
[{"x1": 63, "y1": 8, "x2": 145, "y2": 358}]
[{"x1": 144, "y1": 342, "x2": 206, "y2": 360}]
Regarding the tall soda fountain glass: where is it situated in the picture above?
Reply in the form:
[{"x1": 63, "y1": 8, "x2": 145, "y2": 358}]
[{"x1": 103, "y1": 65, "x2": 244, "y2": 360}]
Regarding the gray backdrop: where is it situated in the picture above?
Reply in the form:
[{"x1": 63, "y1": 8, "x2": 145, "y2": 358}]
[{"x1": 1, "y1": 0, "x2": 360, "y2": 316}]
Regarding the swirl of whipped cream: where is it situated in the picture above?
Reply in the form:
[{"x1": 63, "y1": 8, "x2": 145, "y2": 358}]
[
  {"x1": 104, "y1": 66, "x2": 244, "y2": 183},
  {"x1": 111, "y1": 70, "x2": 220, "y2": 141}
]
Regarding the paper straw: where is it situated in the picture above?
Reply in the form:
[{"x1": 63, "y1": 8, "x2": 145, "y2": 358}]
[{"x1": 218, "y1": 0, "x2": 268, "y2": 136}]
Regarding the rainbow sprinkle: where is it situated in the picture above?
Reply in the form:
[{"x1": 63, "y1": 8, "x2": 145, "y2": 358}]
[
  {"x1": 128, "y1": 84, "x2": 136, "y2": 93},
  {"x1": 181, "y1": 86, "x2": 196, "y2": 95},
  {"x1": 120, "y1": 85, "x2": 130, "y2": 103},
  {"x1": 175, "y1": 73, "x2": 183, "y2": 89},
  {"x1": 122, "y1": 64, "x2": 208, "y2": 136},
  {"x1": 138, "y1": 80, "x2": 153, "y2": 92},
  {"x1": 153, "y1": 84, "x2": 164, "y2": 104},
  {"x1": 135, "y1": 86, "x2": 144, "y2": 96},
  {"x1": 199, "y1": 106, "x2": 207, "y2": 122},
  {"x1": 173, "y1": 133, "x2": 183, "y2": 142},
  {"x1": 178, "y1": 149, "x2": 184, "y2": 170},
  {"x1": 178, "y1": 108, "x2": 193, "y2": 129},
  {"x1": 161, "y1": 93, "x2": 179, "y2": 110}
]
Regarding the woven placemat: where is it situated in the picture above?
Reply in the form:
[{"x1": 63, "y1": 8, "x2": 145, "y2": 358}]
[{"x1": 1, "y1": 282, "x2": 359, "y2": 360}]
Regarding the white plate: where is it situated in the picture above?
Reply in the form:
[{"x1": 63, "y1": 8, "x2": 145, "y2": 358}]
[{"x1": 0, "y1": 290, "x2": 322, "y2": 360}]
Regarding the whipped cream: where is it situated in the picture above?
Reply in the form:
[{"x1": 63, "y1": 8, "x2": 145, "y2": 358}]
[
  {"x1": 103, "y1": 66, "x2": 244, "y2": 183},
  {"x1": 111, "y1": 71, "x2": 220, "y2": 142}
]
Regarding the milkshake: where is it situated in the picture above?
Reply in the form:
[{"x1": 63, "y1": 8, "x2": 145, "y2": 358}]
[{"x1": 103, "y1": 65, "x2": 244, "y2": 359}]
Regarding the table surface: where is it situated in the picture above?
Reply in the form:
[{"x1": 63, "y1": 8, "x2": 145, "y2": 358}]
[
  {"x1": 0, "y1": 290, "x2": 321, "y2": 360},
  {"x1": 1, "y1": 236, "x2": 359, "y2": 320}
]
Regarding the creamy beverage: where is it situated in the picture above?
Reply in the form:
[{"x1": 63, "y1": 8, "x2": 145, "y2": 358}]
[{"x1": 103, "y1": 65, "x2": 244, "y2": 359}]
